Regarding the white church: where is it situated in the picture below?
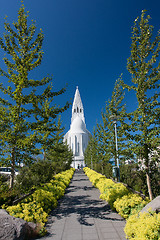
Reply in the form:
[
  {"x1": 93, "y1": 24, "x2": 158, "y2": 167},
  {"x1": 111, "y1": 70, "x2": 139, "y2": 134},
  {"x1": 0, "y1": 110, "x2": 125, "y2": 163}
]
[{"x1": 64, "y1": 87, "x2": 91, "y2": 169}]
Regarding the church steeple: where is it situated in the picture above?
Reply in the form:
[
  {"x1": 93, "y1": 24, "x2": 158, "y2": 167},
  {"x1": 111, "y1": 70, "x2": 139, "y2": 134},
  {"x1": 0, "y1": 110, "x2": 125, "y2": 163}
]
[
  {"x1": 64, "y1": 86, "x2": 91, "y2": 169},
  {"x1": 71, "y1": 86, "x2": 85, "y2": 124}
]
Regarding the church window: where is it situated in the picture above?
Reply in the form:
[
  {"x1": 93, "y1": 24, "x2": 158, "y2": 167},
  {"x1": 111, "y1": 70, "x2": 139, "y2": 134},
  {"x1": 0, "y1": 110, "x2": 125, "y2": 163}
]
[
  {"x1": 77, "y1": 142, "x2": 79, "y2": 154},
  {"x1": 77, "y1": 107, "x2": 79, "y2": 113},
  {"x1": 75, "y1": 136, "x2": 77, "y2": 155},
  {"x1": 80, "y1": 109, "x2": 82, "y2": 112},
  {"x1": 74, "y1": 109, "x2": 76, "y2": 113}
]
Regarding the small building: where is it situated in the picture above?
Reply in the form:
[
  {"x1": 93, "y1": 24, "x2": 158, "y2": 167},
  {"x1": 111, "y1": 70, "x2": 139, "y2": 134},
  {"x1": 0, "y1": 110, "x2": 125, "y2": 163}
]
[{"x1": 64, "y1": 87, "x2": 91, "y2": 169}]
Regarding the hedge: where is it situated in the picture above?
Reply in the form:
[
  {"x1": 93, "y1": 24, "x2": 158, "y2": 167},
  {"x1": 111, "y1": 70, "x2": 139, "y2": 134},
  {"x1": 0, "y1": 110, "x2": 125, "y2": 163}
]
[
  {"x1": 124, "y1": 211, "x2": 160, "y2": 240},
  {"x1": 83, "y1": 167, "x2": 160, "y2": 240},
  {"x1": 4, "y1": 168, "x2": 75, "y2": 235}
]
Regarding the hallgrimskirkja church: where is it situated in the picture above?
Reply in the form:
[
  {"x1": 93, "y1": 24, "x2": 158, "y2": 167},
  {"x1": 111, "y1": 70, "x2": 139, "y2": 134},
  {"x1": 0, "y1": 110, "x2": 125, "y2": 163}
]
[{"x1": 64, "y1": 87, "x2": 91, "y2": 169}]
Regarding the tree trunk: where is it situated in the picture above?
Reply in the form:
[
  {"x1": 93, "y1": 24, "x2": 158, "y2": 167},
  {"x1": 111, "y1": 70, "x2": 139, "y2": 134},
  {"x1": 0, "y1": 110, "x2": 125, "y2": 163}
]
[
  {"x1": 101, "y1": 163, "x2": 104, "y2": 175},
  {"x1": 9, "y1": 147, "x2": 15, "y2": 189},
  {"x1": 146, "y1": 172, "x2": 153, "y2": 200},
  {"x1": 144, "y1": 143, "x2": 153, "y2": 200}
]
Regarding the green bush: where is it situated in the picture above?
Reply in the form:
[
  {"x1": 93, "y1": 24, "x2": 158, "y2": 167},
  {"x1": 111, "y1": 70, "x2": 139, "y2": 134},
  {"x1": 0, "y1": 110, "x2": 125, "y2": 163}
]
[
  {"x1": 100, "y1": 182, "x2": 129, "y2": 210},
  {"x1": 84, "y1": 167, "x2": 160, "y2": 240},
  {"x1": 84, "y1": 167, "x2": 129, "y2": 209},
  {"x1": 6, "y1": 202, "x2": 48, "y2": 227},
  {"x1": 15, "y1": 160, "x2": 56, "y2": 193},
  {"x1": 0, "y1": 184, "x2": 20, "y2": 207},
  {"x1": 5, "y1": 168, "x2": 75, "y2": 235},
  {"x1": 124, "y1": 211, "x2": 160, "y2": 240},
  {"x1": 114, "y1": 193, "x2": 150, "y2": 219}
]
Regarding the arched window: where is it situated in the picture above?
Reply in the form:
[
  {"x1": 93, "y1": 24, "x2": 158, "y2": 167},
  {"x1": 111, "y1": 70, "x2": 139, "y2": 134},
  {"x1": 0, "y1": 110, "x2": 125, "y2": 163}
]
[
  {"x1": 74, "y1": 109, "x2": 76, "y2": 113},
  {"x1": 77, "y1": 107, "x2": 79, "y2": 113},
  {"x1": 80, "y1": 109, "x2": 82, "y2": 113}
]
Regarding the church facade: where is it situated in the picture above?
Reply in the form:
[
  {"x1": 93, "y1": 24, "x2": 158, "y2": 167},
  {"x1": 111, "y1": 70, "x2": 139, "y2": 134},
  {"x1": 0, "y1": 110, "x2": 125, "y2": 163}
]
[{"x1": 64, "y1": 87, "x2": 91, "y2": 169}]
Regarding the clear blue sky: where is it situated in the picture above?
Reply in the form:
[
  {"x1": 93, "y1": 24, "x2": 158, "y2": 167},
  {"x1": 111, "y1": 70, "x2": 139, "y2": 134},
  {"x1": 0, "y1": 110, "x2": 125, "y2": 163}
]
[{"x1": 0, "y1": 0, "x2": 160, "y2": 134}]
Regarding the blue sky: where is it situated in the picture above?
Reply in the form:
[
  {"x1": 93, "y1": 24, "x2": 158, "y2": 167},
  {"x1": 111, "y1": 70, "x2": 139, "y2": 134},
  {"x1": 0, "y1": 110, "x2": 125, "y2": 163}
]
[{"x1": 0, "y1": 0, "x2": 160, "y2": 134}]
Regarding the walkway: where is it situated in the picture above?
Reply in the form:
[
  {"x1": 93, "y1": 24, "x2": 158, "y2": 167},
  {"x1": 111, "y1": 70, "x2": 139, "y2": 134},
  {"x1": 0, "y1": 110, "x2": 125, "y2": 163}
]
[{"x1": 36, "y1": 170, "x2": 126, "y2": 240}]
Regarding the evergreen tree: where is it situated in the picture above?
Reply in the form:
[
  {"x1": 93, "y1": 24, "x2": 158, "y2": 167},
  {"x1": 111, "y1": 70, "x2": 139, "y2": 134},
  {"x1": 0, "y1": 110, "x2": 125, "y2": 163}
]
[
  {"x1": 0, "y1": 4, "x2": 69, "y2": 187},
  {"x1": 96, "y1": 108, "x2": 114, "y2": 170},
  {"x1": 46, "y1": 117, "x2": 73, "y2": 173},
  {"x1": 84, "y1": 129, "x2": 99, "y2": 170},
  {"x1": 124, "y1": 10, "x2": 160, "y2": 200},
  {"x1": 32, "y1": 97, "x2": 69, "y2": 161},
  {"x1": 109, "y1": 78, "x2": 134, "y2": 163},
  {"x1": 96, "y1": 77, "x2": 133, "y2": 180}
]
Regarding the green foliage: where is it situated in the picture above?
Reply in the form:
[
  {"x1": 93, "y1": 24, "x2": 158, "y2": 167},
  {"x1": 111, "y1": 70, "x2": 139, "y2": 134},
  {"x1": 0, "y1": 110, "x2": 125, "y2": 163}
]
[
  {"x1": 27, "y1": 189, "x2": 58, "y2": 213},
  {"x1": 15, "y1": 159, "x2": 56, "y2": 193},
  {"x1": 5, "y1": 168, "x2": 75, "y2": 235},
  {"x1": 120, "y1": 163, "x2": 148, "y2": 194},
  {"x1": 85, "y1": 77, "x2": 134, "y2": 180},
  {"x1": 46, "y1": 118, "x2": 73, "y2": 173},
  {"x1": 0, "y1": 183, "x2": 20, "y2": 207},
  {"x1": 114, "y1": 193, "x2": 149, "y2": 219},
  {"x1": 84, "y1": 167, "x2": 160, "y2": 240},
  {"x1": 48, "y1": 142, "x2": 73, "y2": 172},
  {"x1": 84, "y1": 129, "x2": 100, "y2": 170},
  {"x1": 125, "y1": 211, "x2": 160, "y2": 240},
  {"x1": 84, "y1": 167, "x2": 129, "y2": 209},
  {"x1": 99, "y1": 182, "x2": 129, "y2": 210},
  {"x1": 0, "y1": 3, "x2": 69, "y2": 188},
  {"x1": 120, "y1": 161, "x2": 160, "y2": 197},
  {"x1": 123, "y1": 10, "x2": 160, "y2": 200},
  {"x1": 6, "y1": 202, "x2": 48, "y2": 228}
]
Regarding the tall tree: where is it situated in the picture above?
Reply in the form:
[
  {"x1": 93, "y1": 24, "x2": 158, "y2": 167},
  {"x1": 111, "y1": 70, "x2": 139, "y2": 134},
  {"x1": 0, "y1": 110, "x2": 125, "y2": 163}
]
[
  {"x1": 84, "y1": 129, "x2": 99, "y2": 170},
  {"x1": 96, "y1": 77, "x2": 133, "y2": 178},
  {"x1": 124, "y1": 10, "x2": 160, "y2": 200},
  {"x1": 32, "y1": 97, "x2": 69, "y2": 161},
  {"x1": 96, "y1": 106, "x2": 115, "y2": 169},
  {"x1": 46, "y1": 117, "x2": 73, "y2": 173},
  {"x1": 0, "y1": 4, "x2": 69, "y2": 187},
  {"x1": 108, "y1": 77, "x2": 134, "y2": 163}
]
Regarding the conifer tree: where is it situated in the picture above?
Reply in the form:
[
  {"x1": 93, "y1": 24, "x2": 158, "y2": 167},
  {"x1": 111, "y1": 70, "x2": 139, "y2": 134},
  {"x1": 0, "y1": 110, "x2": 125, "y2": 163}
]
[
  {"x1": 97, "y1": 78, "x2": 132, "y2": 174},
  {"x1": 46, "y1": 117, "x2": 73, "y2": 172},
  {"x1": 124, "y1": 10, "x2": 160, "y2": 200},
  {"x1": 109, "y1": 78, "x2": 134, "y2": 162},
  {"x1": 84, "y1": 129, "x2": 99, "y2": 169},
  {"x1": 0, "y1": 4, "x2": 69, "y2": 187},
  {"x1": 96, "y1": 108, "x2": 114, "y2": 168},
  {"x1": 32, "y1": 97, "x2": 69, "y2": 161}
]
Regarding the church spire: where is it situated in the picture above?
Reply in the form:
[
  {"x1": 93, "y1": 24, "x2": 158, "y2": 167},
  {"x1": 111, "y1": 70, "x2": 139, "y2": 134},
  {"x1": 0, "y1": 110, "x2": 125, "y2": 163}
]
[{"x1": 71, "y1": 86, "x2": 85, "y2": 124}]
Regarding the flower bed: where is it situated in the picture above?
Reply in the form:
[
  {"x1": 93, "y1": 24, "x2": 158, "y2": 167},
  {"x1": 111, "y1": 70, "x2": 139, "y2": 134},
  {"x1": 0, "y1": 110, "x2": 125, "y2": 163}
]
[
  {"x1": 83, "y1": 167, "x2": 130, "y2": 209},
  {"x1": 84, "y1": 167, "x2": 159, "y2": 240},
  {"x1": 5, "y1": 168, "x2": 75, "y2": 235},
  {"x1": 124, "y1": 211, "x2": 160, "y2": 239}
]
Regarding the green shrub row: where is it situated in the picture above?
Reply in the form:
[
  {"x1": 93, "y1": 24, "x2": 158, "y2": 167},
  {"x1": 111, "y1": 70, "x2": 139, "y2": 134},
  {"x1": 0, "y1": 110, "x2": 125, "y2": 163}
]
[
  {"x1": 4, "y1": 168, "x2": 75, "y2": 235},
  {"x1": 83, "y1": 167, "x2": 160, "y2": 240}
]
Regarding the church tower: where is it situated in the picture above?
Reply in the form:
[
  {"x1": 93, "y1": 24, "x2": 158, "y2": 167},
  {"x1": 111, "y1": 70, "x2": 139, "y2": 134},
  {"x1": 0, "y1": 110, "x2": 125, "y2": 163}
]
[{"x1": 64, "y1": 87, "x2": 91, "y2": 169}]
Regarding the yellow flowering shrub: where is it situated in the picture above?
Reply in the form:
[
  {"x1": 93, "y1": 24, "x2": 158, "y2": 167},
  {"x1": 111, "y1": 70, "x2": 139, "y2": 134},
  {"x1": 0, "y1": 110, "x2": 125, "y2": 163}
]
[
  {"x1": 84, "y1": 167, "x2": 129, "y2": 209},
  {"x1": 83, "y1": 168, "x2": 107, "y2": 189},
  {"x1": 7, "y1": 201, "x2": 48, "y2": 227},
  {"x1": 6, "y1": 203, "x2": 24, "y2": 219},
  {"x1": 84, "y1": 167, "x2": 160, "y2": 240},
  {"x1": 6, "y1": 168, "x2": 75, "y2": 234},
  {"x1": 31, "y1": 189, "x2": 58, "y2": 213},
  {"x1": 96, "y1": 178, "x2": 115, "y2": 194},
  {"x1": 43, "y1": 182, "x2": 65, "y2": 199},
  {"x1": 125, "y1": 211, "x2": 160, "y2": 240},
  {"x1": 114, "y1": 193, "x2": 150, "y2": 219},
  {"x1": 100, "y1": 182, "x2": 129, "y2": 209}
]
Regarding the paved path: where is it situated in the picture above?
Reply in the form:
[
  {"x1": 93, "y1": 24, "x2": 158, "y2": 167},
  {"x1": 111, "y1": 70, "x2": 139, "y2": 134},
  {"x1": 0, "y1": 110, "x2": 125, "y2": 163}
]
[{"x1": 36, "y1": 170, "x2": 127, "y2": 240}]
